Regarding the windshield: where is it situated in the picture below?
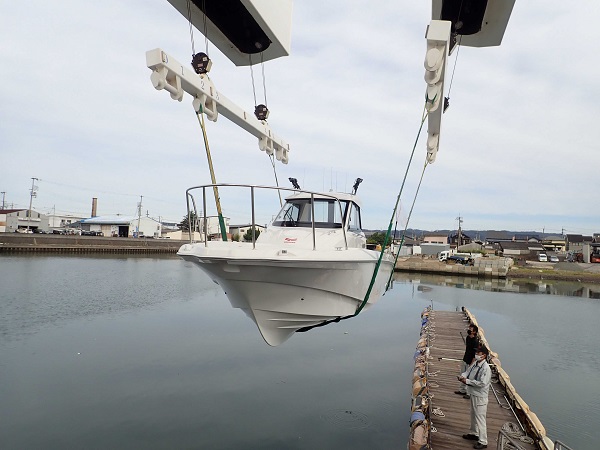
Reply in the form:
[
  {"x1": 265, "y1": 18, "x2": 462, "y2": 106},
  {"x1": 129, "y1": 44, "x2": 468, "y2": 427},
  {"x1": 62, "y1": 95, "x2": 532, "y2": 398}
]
[{"x1": 273, "y1": 198, "x2": 350, "y2": 228}]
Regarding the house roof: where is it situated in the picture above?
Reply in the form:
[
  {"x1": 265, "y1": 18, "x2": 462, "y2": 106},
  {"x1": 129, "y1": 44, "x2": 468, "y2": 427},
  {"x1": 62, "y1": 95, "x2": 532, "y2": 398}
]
[
  {"x1": 449, "y1": 232, "x2": 472, "y2": 240},
  {"x1": 498, "y1": 241, "x2": 533, "y2": 251},
  {"x1": 566, "y1": 234, "x2": 583, "y2": 242},
  {"x1": 82, "y1": 215, "x2": 137, "y2": 225},
  {"x1": 513, "y1": 233, "x2": 540, "y2": 241},
  {"x1": 423, "y1": 232, "x2": 449, "y2": 237},
  {"x1": 0, "y1": 208, "x2": 26, "y2": 214},
  {"x1": 485, "y1": 231, "x2": 513, "y2": 241}
]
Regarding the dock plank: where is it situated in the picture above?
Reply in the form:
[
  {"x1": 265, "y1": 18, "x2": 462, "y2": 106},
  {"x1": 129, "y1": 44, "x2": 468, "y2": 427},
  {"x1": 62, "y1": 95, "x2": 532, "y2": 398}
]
[{"x1": 423, "y1": 310, "x2": 536, "y2": 450}]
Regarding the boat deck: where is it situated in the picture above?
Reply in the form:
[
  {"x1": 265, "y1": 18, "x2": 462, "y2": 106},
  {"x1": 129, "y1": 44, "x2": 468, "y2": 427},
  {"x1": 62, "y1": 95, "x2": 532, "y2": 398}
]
[{"x1": 424, "y1": 310, "x2": 537, "y2": 450}]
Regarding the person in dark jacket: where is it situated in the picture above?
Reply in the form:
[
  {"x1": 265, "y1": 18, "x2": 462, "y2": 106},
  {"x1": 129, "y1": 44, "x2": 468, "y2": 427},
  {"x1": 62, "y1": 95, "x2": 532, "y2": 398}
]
[{"x1": 455, "y1": 324, "x2": 479, "y2": 397}]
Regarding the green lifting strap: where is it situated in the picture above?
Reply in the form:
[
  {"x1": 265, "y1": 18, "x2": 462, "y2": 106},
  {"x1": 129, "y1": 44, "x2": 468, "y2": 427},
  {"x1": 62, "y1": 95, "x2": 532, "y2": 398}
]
[
  {"x1": 354, "y1": 108, "x2": 429, "y2": 316},
  {"x1": 298, "y1": 108, "x2": 430, "y2": 334},
  {"x1": 386, "y1": 161, "x2": 429, "y2": 291}
]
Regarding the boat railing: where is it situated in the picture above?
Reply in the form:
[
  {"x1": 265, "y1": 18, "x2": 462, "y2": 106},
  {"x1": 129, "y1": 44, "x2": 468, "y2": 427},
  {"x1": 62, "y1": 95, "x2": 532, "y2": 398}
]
[
  {"x1": 185, "y1": 183, "x2": 348, "y2": 250},
  {"x1": 496, "y1": 429, "x2": 528, "y2": 450},
  {"x1": 553, "y1": 441, "x2": 574, "y2": 450}
]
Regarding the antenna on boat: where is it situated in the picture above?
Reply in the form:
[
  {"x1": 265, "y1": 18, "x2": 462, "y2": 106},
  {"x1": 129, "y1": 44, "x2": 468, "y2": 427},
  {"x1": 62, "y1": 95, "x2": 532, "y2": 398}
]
[
  {"x1": 288, "y1": 178, "x2": 300, "y2": 190},
  {"x1": 352, "y1": 178, "x2": 363, "y2": 195}
]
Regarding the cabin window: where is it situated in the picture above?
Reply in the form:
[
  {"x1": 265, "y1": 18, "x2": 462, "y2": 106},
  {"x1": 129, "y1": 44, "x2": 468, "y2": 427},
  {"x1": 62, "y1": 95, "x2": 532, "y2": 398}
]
[
  {"x1": 347, "y1": 203, "x2": 362, "y2": 231},
  {"x1": 273, "y1": 198, "x2": 348, "y2": 228}
]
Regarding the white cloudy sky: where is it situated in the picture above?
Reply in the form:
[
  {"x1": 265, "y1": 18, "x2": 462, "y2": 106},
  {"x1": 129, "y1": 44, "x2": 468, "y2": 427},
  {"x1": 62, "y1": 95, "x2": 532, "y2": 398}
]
[{"x1": 1, "y1": 1, "x2": 598, "y2": 235}]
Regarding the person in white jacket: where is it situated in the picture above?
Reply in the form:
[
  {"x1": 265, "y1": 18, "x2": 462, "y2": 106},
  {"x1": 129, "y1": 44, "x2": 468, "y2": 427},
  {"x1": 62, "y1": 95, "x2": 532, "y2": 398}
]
[{"x1": 459, "y1": 346, "x2": 491, "y2": 449}]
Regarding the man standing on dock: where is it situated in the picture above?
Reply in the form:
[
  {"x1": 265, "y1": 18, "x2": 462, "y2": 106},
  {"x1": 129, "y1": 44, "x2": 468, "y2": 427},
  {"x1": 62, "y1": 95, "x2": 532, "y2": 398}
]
[
  {"x1": 455, "y1": 324, "x2": 479, "y2": 398},
  {"x1": 459, "y1": 346, "x2": 491, "y2": 449}
]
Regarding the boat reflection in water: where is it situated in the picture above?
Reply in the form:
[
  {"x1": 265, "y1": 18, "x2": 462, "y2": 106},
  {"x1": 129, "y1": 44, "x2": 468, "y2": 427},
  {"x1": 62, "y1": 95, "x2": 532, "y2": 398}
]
[{"x1": 178, "y1": 184, "x2": 395, "y2": 346}]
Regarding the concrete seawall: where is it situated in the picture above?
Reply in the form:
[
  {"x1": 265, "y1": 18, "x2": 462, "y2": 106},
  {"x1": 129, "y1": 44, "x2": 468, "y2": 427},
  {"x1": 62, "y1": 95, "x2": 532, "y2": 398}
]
[
  {"x1": 0, "y1": 234, "x2": 184, "y2": 254},
  {"x1": 395, "y1": 256, "x2": 512, "y2": 278}
]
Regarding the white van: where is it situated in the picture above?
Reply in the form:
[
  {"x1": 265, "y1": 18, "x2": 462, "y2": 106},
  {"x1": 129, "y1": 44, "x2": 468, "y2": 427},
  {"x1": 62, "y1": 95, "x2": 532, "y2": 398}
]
[{"x1": 538, "y1": 253, "x2": 548, "y2": 262}]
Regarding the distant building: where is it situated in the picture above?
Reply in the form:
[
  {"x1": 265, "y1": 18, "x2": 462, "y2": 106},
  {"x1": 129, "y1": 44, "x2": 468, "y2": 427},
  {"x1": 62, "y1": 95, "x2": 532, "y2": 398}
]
[
  {"x1": 565, "y1": 234, "x2": 594, "y2": 253},
  {"x1": 229, "y1": 224, "x2": 267, "y2": 241},
  {"x1": 170, "y1": 215, "x2": 230, "y2": 241},
  {"x1": 485, "y1": 231, "x2": 513, "y2": 243},
  {"x1": 513, "y1": 233, "x2": 541, "y2": 242},
  {"x1": 0, "y1": 209, "x2": 24, "y2": 232},
  {"x1": 449, "y1": 232, "x2": 472, "y2": 248},
  {"x1": 392, "y1": 236, "x2": 417, "y2": 256},
  {"x1": 422, "y1": 233, "x2": 448, "y2": 244},
  {"x1": 542, "y1": 235, "x2": 566, "y2": 252},
  {"x1": 81, "y1": 215, "x2": 162, "y2": 238},
  {"x1": 1, "y1": 208, "x2": 48, "y2": 233},
  {"x1": 47, "y1": 213, "x2": 86, "y2": 233},
  {"x1": 497, "y1": 241, "x2": 535, "y2": 257}
]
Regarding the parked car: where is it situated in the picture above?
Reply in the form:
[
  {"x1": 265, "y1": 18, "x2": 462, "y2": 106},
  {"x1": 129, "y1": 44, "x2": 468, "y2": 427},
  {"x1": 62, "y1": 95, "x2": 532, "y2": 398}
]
[
  {"x1": 549, "y1": 255, "x2": 559, "y2": 262},
  {"x1": 538, "y1": 254, "x2": 548, "y2": 262},
  {"x1": 81, "y1": 230, "x2": 103, "y2": 236}
]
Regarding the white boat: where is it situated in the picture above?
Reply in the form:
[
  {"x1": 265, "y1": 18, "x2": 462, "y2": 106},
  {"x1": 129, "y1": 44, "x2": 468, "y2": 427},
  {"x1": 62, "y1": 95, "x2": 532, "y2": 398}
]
[{"x1": 178, "y1": 183, "x2": 395, "y2": 346}]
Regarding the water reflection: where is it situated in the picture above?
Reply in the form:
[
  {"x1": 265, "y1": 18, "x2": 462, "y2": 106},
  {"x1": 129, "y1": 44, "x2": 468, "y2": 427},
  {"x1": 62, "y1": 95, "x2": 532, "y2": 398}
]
[
  {"x1": 2, "y1": 256, "x2": 598, "y2": 449},
  {"x1": 396, "y1": 272, "x2": 600, "y2": 298}
]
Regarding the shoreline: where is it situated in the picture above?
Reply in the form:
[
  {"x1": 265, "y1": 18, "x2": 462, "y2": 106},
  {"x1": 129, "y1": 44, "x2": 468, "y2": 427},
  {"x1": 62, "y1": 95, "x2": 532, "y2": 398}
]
[
  {"x1": 3, "y1": 236, "x2": 600, "y2": 284},
  {"x1": 394, "y1": 255, "x2": 600, "y2": 285}
]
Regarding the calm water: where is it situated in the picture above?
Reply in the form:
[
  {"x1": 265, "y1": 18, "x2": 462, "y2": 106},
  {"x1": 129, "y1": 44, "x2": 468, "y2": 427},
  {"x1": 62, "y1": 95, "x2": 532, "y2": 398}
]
[{"x1": 0, "y1": 255, "x2": 598, "y2": 449}]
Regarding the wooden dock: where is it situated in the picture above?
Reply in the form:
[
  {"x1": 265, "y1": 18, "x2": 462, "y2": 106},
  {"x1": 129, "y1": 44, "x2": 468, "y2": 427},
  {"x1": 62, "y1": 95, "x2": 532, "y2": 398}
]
[{"x1": 410, "y1": 309, "x2": 541, "y2": 450}]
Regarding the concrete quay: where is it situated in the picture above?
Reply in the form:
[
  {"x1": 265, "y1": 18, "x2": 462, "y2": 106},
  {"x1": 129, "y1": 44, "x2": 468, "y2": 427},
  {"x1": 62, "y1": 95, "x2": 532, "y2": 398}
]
[
  {"x1": 395, "y1": 256, "x2": 512, "y2": 278},
  {"x1": 0, "y1": 233, "x2": 183, "y2": 254}
]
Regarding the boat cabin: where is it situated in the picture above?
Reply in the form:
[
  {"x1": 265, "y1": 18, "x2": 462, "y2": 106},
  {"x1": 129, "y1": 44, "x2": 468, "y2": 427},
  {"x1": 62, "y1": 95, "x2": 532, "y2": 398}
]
[{"x1": 273, "y1": 193, "x2": 362, "y2": 231}]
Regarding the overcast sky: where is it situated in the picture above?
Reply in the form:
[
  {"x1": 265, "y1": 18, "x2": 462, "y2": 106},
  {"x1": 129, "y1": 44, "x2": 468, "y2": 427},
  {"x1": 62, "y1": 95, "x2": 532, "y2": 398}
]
[{"x1": 1, "y1": 1, "x2": 598, "y2": 235}]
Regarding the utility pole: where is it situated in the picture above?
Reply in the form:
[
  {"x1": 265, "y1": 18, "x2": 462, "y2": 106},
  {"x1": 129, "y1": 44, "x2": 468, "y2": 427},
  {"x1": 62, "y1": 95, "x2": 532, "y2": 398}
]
[
  {"x1": 136, "y1": 195, "x2": 143, "y2": 238},
  {"x1": 27, "y1": 178, "x2": 38, "y2": 232},
  {"x1": 1, "y1": 191, "x2": 5, "y2": 209},
  {"x1": 456, "y1": 215, "x2": 463, "y2": 249}
]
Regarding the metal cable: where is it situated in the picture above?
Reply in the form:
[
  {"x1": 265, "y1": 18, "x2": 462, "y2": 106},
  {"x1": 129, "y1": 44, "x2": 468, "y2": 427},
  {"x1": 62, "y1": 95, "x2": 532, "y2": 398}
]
[
  {"x1": 268, "y1": 154, "x2": 283, "y2": 207},
  {"x1": 249, "y1": 55, "x2": 257, "y2": 106},
  {"x1": 202, "y1": 0, "x2": 208, "y2": 54},
  {"x1": 186, "y1": 0, "x2": 196, "y2": 56},
  {"x1": 447, "y1": 34, "x2": 462, "y2": 99},
  {"x1": 261, "y1": 52, "x2": 268, "y2": 107}
]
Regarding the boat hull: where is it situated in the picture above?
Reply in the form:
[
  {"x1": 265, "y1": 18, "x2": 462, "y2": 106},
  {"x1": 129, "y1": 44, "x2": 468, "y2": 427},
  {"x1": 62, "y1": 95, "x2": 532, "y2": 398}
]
[{"x1": 179, "y1": 242, "x2": 394, "y2": 345}]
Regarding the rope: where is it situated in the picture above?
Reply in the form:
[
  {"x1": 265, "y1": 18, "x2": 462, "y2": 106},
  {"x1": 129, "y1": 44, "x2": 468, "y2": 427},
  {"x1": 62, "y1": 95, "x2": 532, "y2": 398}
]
[{"x1": 501, "y1": 422, "x2": 535, "y2": 444}]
